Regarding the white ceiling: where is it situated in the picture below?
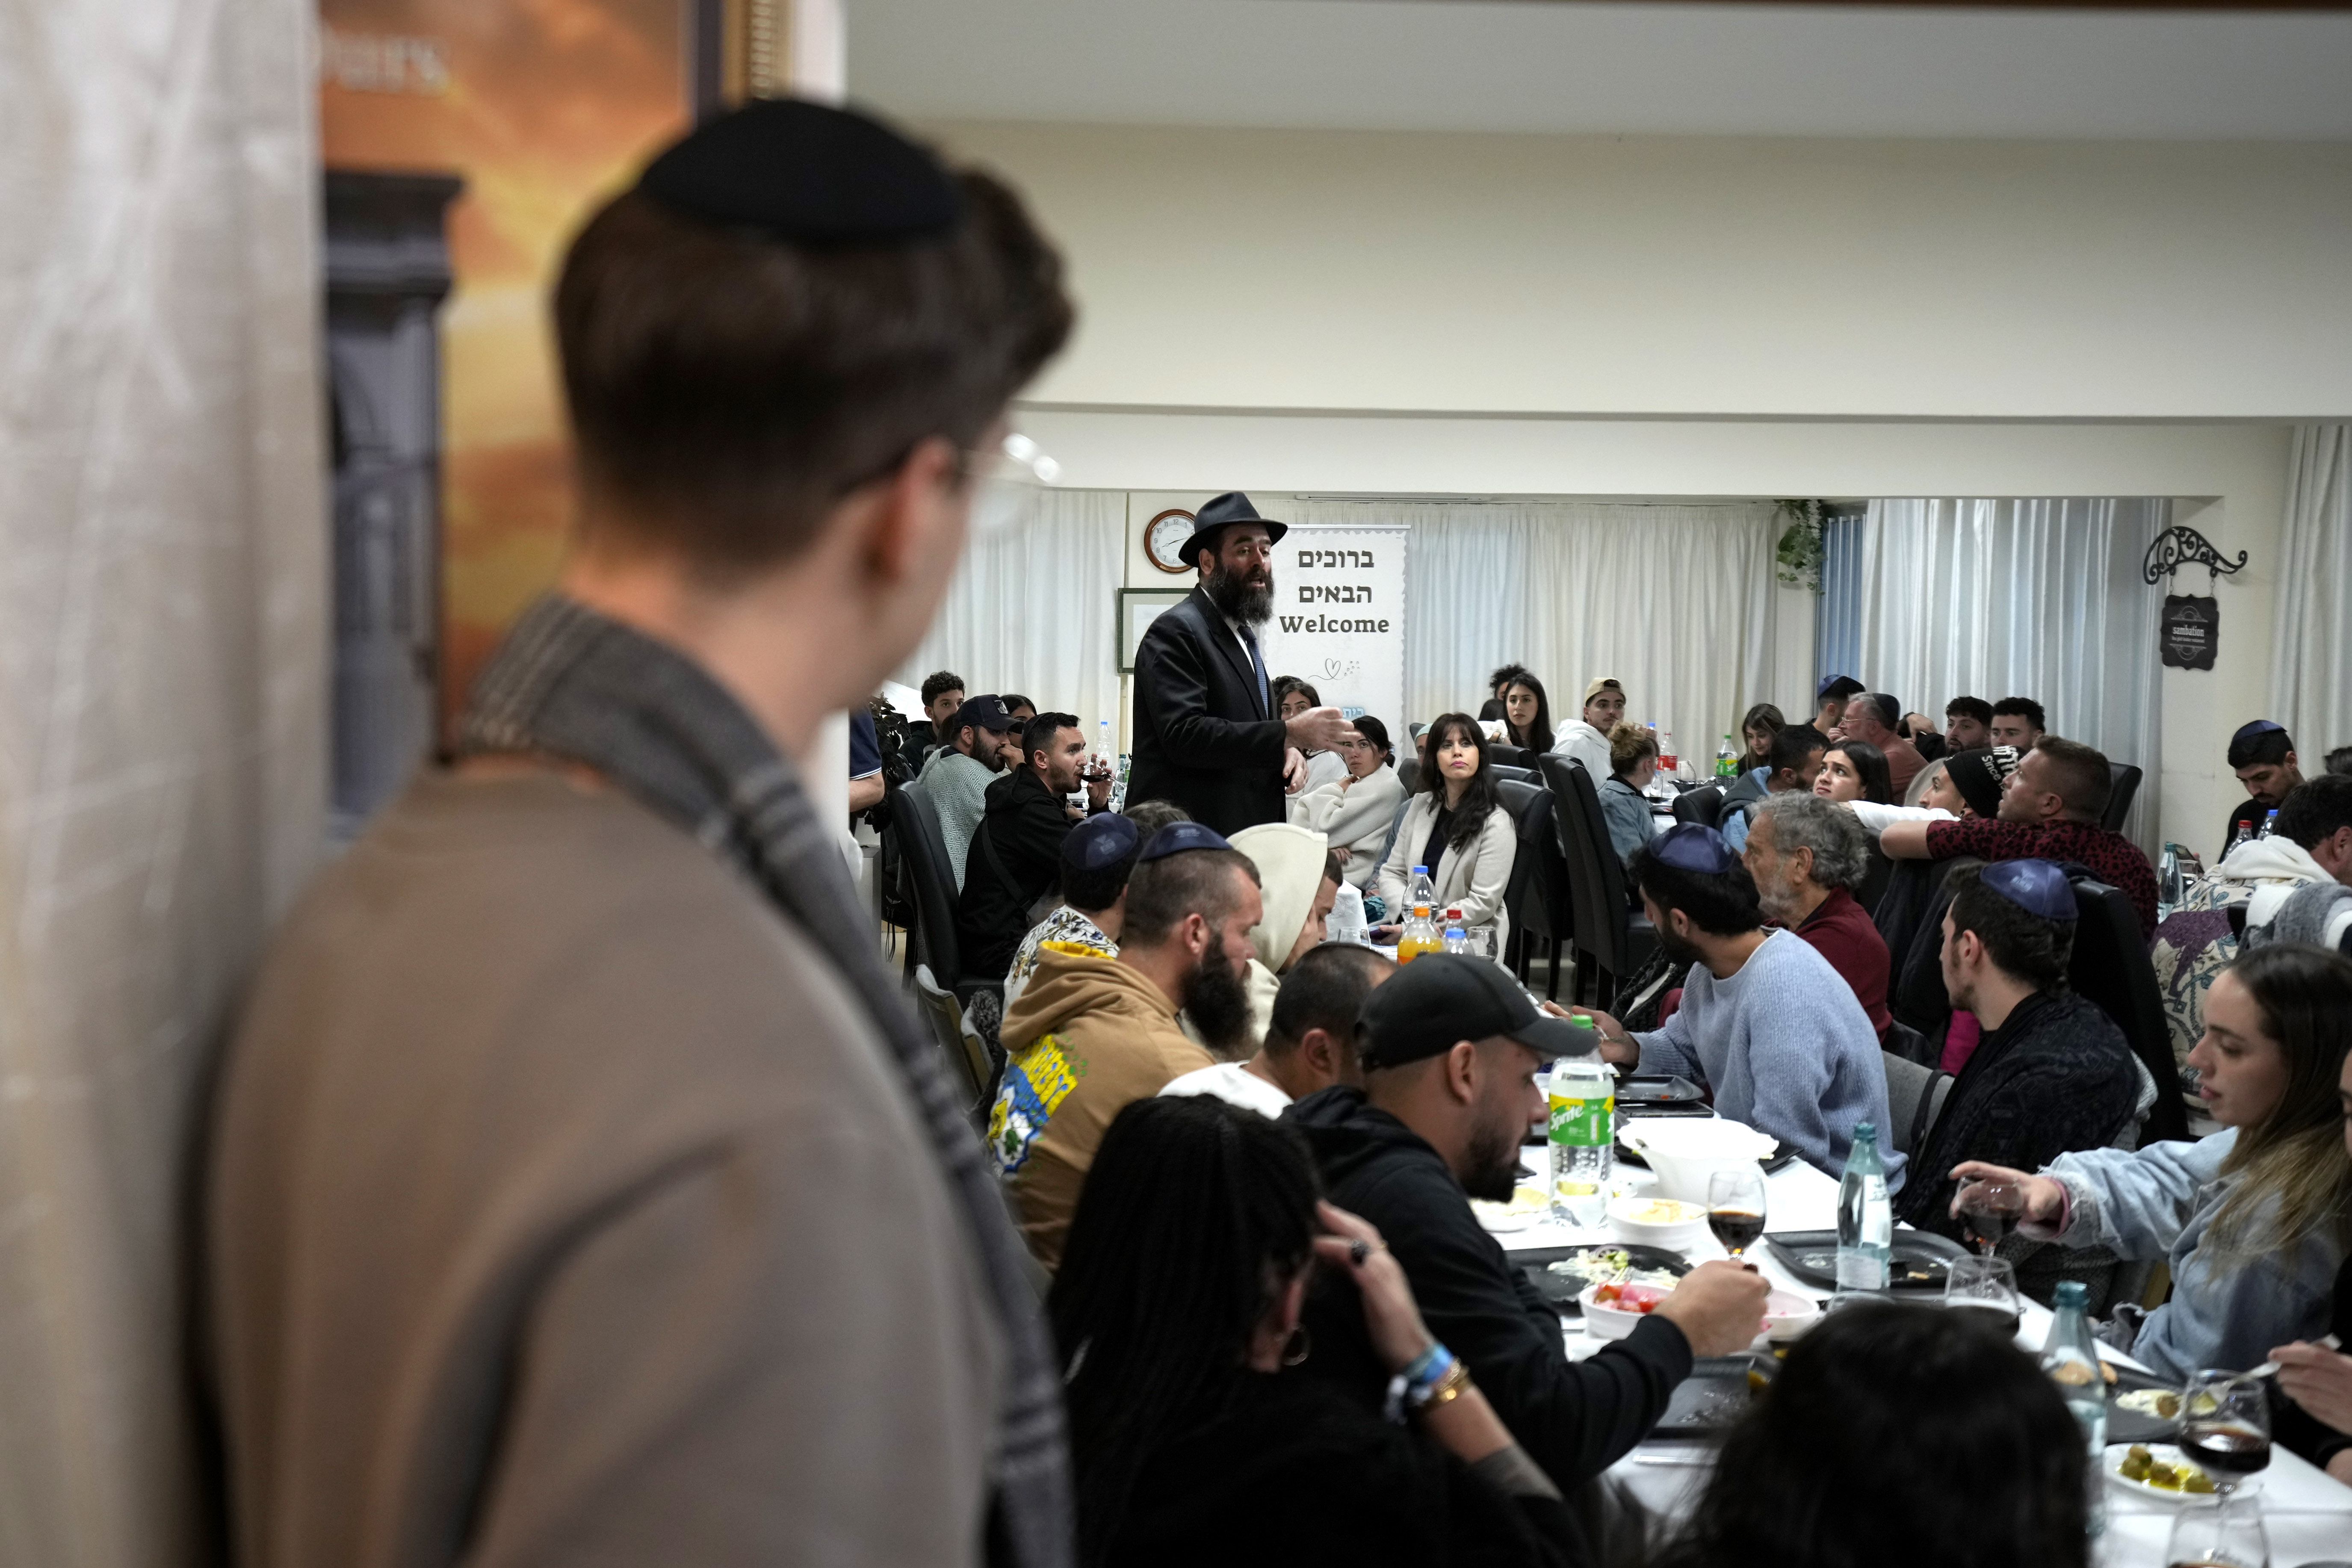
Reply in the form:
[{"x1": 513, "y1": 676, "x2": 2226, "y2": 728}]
[{"x1": 847, "y1": 0, "x2": 2352, "y2": 142}]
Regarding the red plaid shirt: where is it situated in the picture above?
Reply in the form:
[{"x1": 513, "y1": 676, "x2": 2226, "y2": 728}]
[{"x1": 1924, "y1": 817, "x2": 2158, "y2": 937}]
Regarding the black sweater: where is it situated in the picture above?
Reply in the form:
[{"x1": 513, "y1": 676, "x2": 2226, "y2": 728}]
[
  {"x1": 2277, "y1": 1251, "x2": 2352, "y2": 1475},
  {"x1": 1107, "y1": 1373, "x2": 1581, "y2": 1568},
  {"x1": 957, "y1": 766, "x2": 1073, "y2": 977},
  {"x1": 1285, "y1": 1087, "x2": 1693, "y2": 1493},
  {"x1": 1894, "y1": 990, "x2": 2140, "y2": 1234}
]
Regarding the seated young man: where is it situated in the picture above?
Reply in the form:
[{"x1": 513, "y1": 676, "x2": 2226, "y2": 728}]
[
  {"x1": 1876, "y1": 735, "x2": 2158, "y2": 937},
  {"x1": 1289, "y1": 954, "x2": 1770, "y2": 1494},
  {"x1": 2221, "y1": 719, "x2": 2306, "y2": 854},
  {"x1": 915, "y1": 693, "x2": 1015, "y2": 889},
  {"x1": 1580, "y1": 824, "x2": 1900, "y2": 1185},
  {"x1": 1741, "y1": 792, "x2": 1891, "y2": 1039},
  {"x1": 1161, "y1": 939, "x2": 1392, "y2": 1116},
  {"x1": 1894, "y1": 861, "x2": 2142, "y2": 1244},
  {"x1": 1723, "y1": 722, "x2": 1828, "y2": 853},
  {"x1": 957, "y1": 710, "x2": 1110, "y2": 976},
  {"x1": 988, "y1": 824, "x2": 1258, "y2": 1269},
  {"x1": 1988, "y1": 697, "x2": 2046, "y2": 752}
]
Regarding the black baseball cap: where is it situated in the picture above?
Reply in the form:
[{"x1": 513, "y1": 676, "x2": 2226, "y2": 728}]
[
  {"x1": 1358, "y1": 954, "x2": 1590, "y2": 1069},
  {"x1": 951, "y1": 694, "x2": 1015, "y2": 735}
]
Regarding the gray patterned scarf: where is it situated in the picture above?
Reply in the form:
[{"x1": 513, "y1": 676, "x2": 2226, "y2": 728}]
[{"x1": 458, "y1": 594, "x2": 1070, "y2": 1568}]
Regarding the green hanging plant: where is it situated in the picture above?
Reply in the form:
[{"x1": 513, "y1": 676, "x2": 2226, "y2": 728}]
[{"x1": 1773, "y1": 499, "x2": 1826, "y2": 592}]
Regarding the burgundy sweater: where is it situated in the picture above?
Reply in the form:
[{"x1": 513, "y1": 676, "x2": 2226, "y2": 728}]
[{"x1": 1788, "y1": 886, "x2": 1892, "y2": 1037}]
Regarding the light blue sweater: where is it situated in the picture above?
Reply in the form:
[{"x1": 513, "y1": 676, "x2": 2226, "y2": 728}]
[
  {"x1": 2042, "y1": 1129, "x2": 2343, "y2": 1380},
  {"x1": 1633, "y1": 929, "x2": 1903, "y2": 1188}
]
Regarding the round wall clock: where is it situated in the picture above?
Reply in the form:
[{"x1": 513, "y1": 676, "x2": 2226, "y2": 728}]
[{"x1": 1143, "y1": 508, "x2": 1198, "y2": 575}]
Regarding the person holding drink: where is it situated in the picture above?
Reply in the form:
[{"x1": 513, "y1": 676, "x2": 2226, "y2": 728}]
[{"x1": 1947, "y1": 943, "x2": 2352, "y2": 1380}]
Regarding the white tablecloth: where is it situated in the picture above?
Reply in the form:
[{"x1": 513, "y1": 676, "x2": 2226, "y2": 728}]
[{"x1": 1495, "y1": 1135, "x2": 2352, "y2": 1563}]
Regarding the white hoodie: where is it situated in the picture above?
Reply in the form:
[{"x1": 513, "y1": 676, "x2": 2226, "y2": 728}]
[{"x1": 2201, "y1": 836, "x2": 2352, "y2": 949}]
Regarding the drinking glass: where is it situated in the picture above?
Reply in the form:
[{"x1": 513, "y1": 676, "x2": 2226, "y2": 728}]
[
  {"x1": 1953, "y1": 1178, "x2": 2027, "y2": 1256},
  {"x1": 2178, "y1": 1370, "x2": 2272, "y2": 1496},
  {"x1": 2165, "y1": 1493, "x2": 2269, "y2": 1568},
  {"x1": 1942, "y1": 1255, "x2": 2023, "y2": 1338},
  {"x1": 1705, "y1": 1166, "x2": 1768, "y2": 1259}
]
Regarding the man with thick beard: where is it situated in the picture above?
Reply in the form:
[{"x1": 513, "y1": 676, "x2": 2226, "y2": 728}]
[
  {"x1": 987, "y1": 823, "x2": 1262, "y2": 1270},
  {"x1": 1126, "y1": 492, "x2": 1355, "y2": 835},
  {"x1": 1288, "y1": 954, "x2": 1768, "y2": 1500},
  {"x1": 1578, "y1": 824, "x2": 1900, "y2": 1184}
]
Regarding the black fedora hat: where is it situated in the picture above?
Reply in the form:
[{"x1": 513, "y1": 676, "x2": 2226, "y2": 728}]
[{"x1": 1179, "y1": 492, "x2": 1288, "y2": 570}]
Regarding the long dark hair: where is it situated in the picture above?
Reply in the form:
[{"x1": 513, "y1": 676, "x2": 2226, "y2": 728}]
[
  {"x1": 1050, "y1": 1097, "x2": 1321, "y2": 1568},
  {"x1": 1740, "y1": 702, "x2": 1785, "y2": 765},
  {"x1": 1418, "y1": 712, "x2": 1503, "y2": 853},
  {"x1": 1827, "y1": 740, "x2": 1894, "y2": 805},
  {"x1": 1501, "y1": 675, "x2": 1554, "y2": 754},
  {"x1": 1648, "y1": 1304, "x2": 2089, "y2": 1568},
  {"x1": 2207, "y1": 942, "x2": 2352, "y2": 1264}
]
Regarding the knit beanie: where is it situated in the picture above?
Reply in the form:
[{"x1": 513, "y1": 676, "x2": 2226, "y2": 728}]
[{"x1": 1946, "y1": 745, "x2": 2022, "y2": 819}]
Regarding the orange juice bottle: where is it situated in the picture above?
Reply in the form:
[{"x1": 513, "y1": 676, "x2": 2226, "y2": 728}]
[{"x1": 1397, "y1": 903, "x2": 1441, "y2": 963}]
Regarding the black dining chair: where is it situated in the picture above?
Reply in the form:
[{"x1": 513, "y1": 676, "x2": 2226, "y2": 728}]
[
  {"x1": 1488, "y1": 743, "x2": 1532, "y2": 770},
  {"x1": 1495, "y1": 779, "x2": 1572, "y2": 999},
  {"x1": 1669, "y1": 784, "x2": 1725, "y2": 830},
  {"x1": 891, "y1": 783, "x2": 998, "y2": 1007},
  {"x1": 1539, "y1": 754, "x2": 1655, "y2": 1010},
  {"x1": 1486, "y1": 762, "x2": 1536, "y2": 787},
  {"x1": 2067, "y1": 874, "x2": 2187, "y2": 1145},
  {"x1": 1396, "y1": 757, "x2": 1420, "y2": 795},
  {"x1": 2103, "y1": 764, "x2": 2143, "y2": 836}
]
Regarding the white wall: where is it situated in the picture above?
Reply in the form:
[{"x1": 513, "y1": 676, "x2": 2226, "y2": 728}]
[{"x1": 934, "y1": 122, "x2": 2352, "y2": 421}]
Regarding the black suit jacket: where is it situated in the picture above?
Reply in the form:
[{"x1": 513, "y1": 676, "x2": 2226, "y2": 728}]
[{"x1": 1125, "y1": 588, "x2": 1289, "y2": 836}]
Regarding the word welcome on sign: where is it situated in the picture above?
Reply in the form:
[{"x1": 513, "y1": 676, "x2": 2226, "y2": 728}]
[{"x1": 1259, "y1": 525, "x2": 1408, "y2": 728}]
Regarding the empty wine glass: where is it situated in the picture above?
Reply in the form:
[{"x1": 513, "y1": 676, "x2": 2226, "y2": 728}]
[
  {"x1": 1954, "y1": 1179, "x2": 2026, "y2": 1256},
  {"x1": 2165, "y1": 1492, "x2": 2269, "y2": 1568},
  {"x1": 1705, "y1": 1166, "x2": 1768, "y2": 1260},
  {"x1": 1942, "y1": 1255, "x2": 2023, "y2": 1339},
  {"x1": 2178, "y1": 1370, "x2": 2272, "y2": 1497}
]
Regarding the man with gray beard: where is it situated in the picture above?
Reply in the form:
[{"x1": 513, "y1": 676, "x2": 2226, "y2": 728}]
[{"x1": 1126, "y1": 492, "x2": 1354, "y2": 835}]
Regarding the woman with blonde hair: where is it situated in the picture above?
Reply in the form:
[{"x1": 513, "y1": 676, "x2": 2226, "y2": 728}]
[
  {"x1": 1951, "y1": 942, "x2": 2352, "y2": 1378},
  {"x1": 1598, "y1": 722, "x2": 1660, "y2": 866}
]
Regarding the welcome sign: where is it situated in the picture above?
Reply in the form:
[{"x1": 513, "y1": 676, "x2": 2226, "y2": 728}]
[{"x1": 1257, "y1": 525, "x2": 1409, "y2": 736}]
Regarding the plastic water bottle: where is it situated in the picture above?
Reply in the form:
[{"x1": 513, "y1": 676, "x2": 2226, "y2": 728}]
[
  {"x1": 1834, "y1": 1122, "x2": 1892, "y2": 1295},
  {"x1": 2040, "y1": 1281, "x2": 2109, "y2": 1537},
  {"x1": 2228, "y1": 819, "x2": 2255, "y2": 858},
  {"x1": 1328, "y1": 882, "x2": 1367, "y2": 944},
  {"x1": 1409, "y1": 864, "x2": 1436, "y2": 910},
  {"x1": 1548, "y1": 1033, "x2": 1613, "y2": 1226},
  {"x1": 1716, "y1": 734, "x2": 1737, "y2": 780},
  {"x1": 1659, "y1": 728, "x2": 1680, "y2": 780},
  {"x1": 1442, "y1": 908, "x2": 1469, "y2": 956},
  {"x1": 2259, "y1": 808, "x2": 2278, "y2": 840}
]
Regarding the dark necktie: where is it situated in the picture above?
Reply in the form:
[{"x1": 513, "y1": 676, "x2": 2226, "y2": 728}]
[{"x1": 1237, "y1": 622, "x2": 1271, "y2": 718}]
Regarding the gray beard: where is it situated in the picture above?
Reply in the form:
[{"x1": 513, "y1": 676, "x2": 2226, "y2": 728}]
[{"x1": 1204, "y1": 564, "x2": 1274, "y2": 628}]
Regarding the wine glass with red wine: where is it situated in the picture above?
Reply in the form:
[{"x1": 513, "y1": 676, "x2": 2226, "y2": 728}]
[
  {"x1": 2178, "y1": 1370, "x2": 2272, "y2": 1497},
  {"x1": 1954, "y1": 1179, "x2": 2026, "y2": 1256},
  {"x1": 1706, "y1": 1166, "x2": 1767, "y2": 1260}
]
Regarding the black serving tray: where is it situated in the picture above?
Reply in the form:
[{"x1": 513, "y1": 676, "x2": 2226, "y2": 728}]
[
  {"x1": 1513, "y1": 1243, "x2": 1693, "y2": 1314},
  {"x1": 1615, "y1": 1135, "x2": 1799, "y2": 1174},
  {"x1": 1763, "y1": 1229, "x2": 1970, "y2": 1292},
  {"x1": 1616, "y1": 1074, "x2": 1706, "y2": 1108},
  {"x1": 2104, "y1": 1363, "x2": 2185, "y2": 1444},
  {"x1": 1647, "y1": 1355, "x2": 1778, "y2": 1439}
]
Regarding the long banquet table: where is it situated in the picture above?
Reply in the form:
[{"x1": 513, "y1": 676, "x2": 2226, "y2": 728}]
[{"x1": 1496, "y1": 1133, "x2": 2352, "y2": 1564}]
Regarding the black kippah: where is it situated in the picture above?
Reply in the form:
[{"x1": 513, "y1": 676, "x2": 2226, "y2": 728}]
[{"x1": 636, "y1": 97, "x2": 963, "y2": 244}]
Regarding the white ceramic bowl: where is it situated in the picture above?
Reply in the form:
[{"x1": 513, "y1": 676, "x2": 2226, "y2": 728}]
[
  {"x1": 1761, "y1": 1289, "x2": 1821, "y2": 1343},
  {"x1": 1606, "y1": 1195, "x2": 1710, "y2": 1250},
  {"x1": 1618, "y1": 1119, "x2": 1781, "y2": 1205},
  {"x1": 1578, "y1": 1282, "x2": 1666, "y2": 1341}
]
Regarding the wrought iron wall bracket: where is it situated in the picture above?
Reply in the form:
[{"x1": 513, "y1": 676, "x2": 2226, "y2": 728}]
[{"x1": 2142, "y1": 525, "x2": 2248, "y2": 587}]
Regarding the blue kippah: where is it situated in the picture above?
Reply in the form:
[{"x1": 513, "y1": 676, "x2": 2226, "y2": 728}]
[
  {"x1": 1980, "y1": 858, "x2": 2078, "y2": 921},
  {"x1": 1652, "y1": 822, "x2": 1737, "y2": 874},
  {"x1": 1140, "y1": 821, "x2": 1232, "y2": 861},
  {"x1": 2232, "y1": 719, "x2": 2286, "y2": 743},
  {"x1": 1063, "y1": 812, "x2": 1139, "y2": 871}
]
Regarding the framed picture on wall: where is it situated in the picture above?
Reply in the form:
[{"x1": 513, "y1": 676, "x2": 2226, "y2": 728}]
[{"x1": 1117, "y1": 587, "x2": 1191, "y2": 673}]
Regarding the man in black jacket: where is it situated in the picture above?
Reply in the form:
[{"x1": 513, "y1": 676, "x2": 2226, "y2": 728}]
[
  {"x1": 959, "y1": 712, "x2": 1108, "y2": 976},
  {"x1": 1901, "y1": 859, "x2": 2141, "y2": 1239},
  {"x1": 1126, "y1": 493, "x2": 1354, "y2": 836},
  {"x1": 1285, "y1": 955, "x2": 1769, "y2": 1492}
]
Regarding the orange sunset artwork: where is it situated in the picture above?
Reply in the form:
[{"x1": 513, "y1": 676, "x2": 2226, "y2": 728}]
[{"x1": 320, "y1": 0, "x2": 689, "y2": 726}]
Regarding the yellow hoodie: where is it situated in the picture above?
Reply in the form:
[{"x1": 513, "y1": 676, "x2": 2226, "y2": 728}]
[{"x1": 987, "y1": 941, "x2": 1212, "y2": 1270}]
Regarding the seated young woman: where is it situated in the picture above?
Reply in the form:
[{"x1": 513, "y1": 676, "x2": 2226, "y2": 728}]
[
  {"x1": 1498, "y1": 673, "x2": 1553, "y2": 754},
  {"x1": 1276, "y1": 676, "x2": 1349, "y2": 791},
  {"x1": 1719, "y1": 703, "x2": 1785, "y2": 811},
  {"x1": 1950, "y1": 943, "x2": 2352, "y2": 1379},
  {"x1": 1053, "y1": 1096, "x2": 1580, "y2": 1568},
  {"x1": 1645, "y1": 1303, "x2": 2090, "y2": 1568},
  {"x1": 1372, "y1": 713, "x2": 1516, "y2": 950},
  {"x1": 1597, "y1": 721, "x2": 1660, "y2": 866},
  {"x1": 1811, "y1": 739, "x2": 1894, "y2": 807},
  {"x1": 1290, "y1": 715, "x2": 1408, "y2": 889},
  {"x1": 2270, "y1": 1022, "x2": 2352, "y2": 1485}
]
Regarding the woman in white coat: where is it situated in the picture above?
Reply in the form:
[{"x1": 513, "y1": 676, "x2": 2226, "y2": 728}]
[
  {"x1": 1370, "y1": 712, "x2": 1516, "y2": 952},
  {"x1": 1288, "y1": 715, "x2": 1407, "y2": 889}
]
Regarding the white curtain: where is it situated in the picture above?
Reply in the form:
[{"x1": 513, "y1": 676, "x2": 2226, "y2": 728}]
[
  {"x1": 1288, "y1": 499, "x2": 1780, "y2": 765},
  {"x1": 0, "y1": 3, "x2": 328, "y2": 1566},
  {"x1": 2272, "y1": 425, "x2": 2352, "y2": 761},
  {"x1": 1835, "y1": 499, "x2": 2167, "y2": 850},
  {"x1": 895, "y1": 488, "x2": 1127, "y2": 738}
]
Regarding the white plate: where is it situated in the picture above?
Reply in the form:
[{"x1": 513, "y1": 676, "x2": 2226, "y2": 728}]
[
  {"x1": 2102, "y1": 1443, "x2": 2223, "y2": 1504},
  {"x1": 1472, "y1": 1186, "x2": 1549, "y2": 1233}
]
